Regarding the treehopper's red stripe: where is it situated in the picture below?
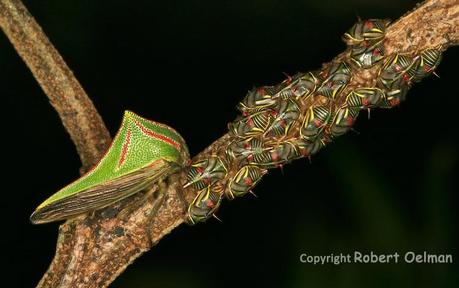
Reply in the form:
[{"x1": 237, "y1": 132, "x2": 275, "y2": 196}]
[
  {"x1": 118, "y1": 128, "x2": 132, "y2": 168},
  {"x1": 134, "y1": 120, "x2": 181, "y2": 150},
  {"x1": 148, "y1": 159, "x2": 163, "y2": 168}
]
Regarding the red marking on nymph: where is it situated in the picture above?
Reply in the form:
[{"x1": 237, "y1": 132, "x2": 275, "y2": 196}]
[
  {"x1": 390, "y1": 98, "x2": 401, "y2": 107},
  {"x1": 314, "y1": 119, "x2": 322, "y2": 127},
  {"x1": 257, "y1": 87, "x2": 266, "y2": 95},
  {"x1": 134, "y1": 120, "x2": 181, "y2": 150},
  {"x1": 299, "y1": 147, "x2": 309, "y2": 157},
  {"x1": 118, "y1": 128, "x2": 132, "y2": 168},
  {"x1": 403, "y1": 73, "x2": 411, "y2": 82},
  {"x1": 270, "y1": 110, "x2": 279, "y2": 118},
  {"x1": 346, "y1": 116, "x2": 354, "y2": 126},
  {"x1": 244, "y1": 177, "x2": 253, "y2": 186},
  {"x1": 270, "y1": 151, "x2": 279, "y2": 161},
  {"x1": 206, "y1": 199, "x2": 214, "y2": 208}
]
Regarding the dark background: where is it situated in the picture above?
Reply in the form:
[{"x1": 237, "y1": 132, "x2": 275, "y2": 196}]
[{"x1": 1, "y1": 0, "x2": 458, "y2": 287}]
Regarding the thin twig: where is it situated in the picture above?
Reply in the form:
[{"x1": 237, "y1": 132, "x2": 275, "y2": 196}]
[{"x1": 1, "y1": 0, "x2": 458, "y2": 287}]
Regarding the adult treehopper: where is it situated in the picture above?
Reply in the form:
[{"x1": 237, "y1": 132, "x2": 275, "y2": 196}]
[{"x1": 30, "y1": 111, "x2": 189, "y2": 224}]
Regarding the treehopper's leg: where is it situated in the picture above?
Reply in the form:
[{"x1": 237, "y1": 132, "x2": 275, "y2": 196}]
[
  {"x1": 113, "y1": 172, "x2": 188, "y2": 245},
  {"x1": 145, "y1": 173, "x2": 189, "y2": 245},
  {"x1": 115, "y1": 183, "x2": 161, "y2": 222},
  {"x1": 173, "y1": 172, "x2": 193, "y2": 212},
  {"x1": 145, "y1": 180, "x2": 167, "y2": 246}
]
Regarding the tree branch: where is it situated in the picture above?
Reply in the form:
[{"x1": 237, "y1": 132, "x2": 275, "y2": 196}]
[
  {"x1": 0, "y1": 0, "x2": 111, "y2": 172},
  {"x1": 1, "y1": 0, "x2": 458, "y2": 287}
]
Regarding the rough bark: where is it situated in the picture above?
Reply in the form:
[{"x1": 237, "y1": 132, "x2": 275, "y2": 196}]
[
  {"x1": 1, "y1": 0, "x2": 458, "y2": 287},
  {"x1": 0, "y1": 0, "x2": 111, "y2": 172}
]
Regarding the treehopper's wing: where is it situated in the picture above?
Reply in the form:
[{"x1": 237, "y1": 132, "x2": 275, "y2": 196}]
[
  {"x1": 30, "y1": 163, "x2": 176, "y2": 224},
  {"x1": 31, "y1": 111, "x2": 189, "y2": 224}
]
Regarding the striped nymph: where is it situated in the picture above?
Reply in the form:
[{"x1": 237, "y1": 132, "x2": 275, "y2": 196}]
[{"x1": 31, "y1": 111, "x2": 189, "y2": 224}]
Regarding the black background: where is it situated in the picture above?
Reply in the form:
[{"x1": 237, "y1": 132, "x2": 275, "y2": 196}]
[{"x1": 1, "y1": 1, "x2": 458, "y2": 287}]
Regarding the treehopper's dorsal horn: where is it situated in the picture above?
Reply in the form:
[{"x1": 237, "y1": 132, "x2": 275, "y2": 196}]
[{"x1": 30, "y1": 111, "x2": 189, "y2": 224}]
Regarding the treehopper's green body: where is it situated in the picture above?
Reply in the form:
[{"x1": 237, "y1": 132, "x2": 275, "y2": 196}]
[{"x1": 31, "y1": 111, "x2": 189, "y2": 224}]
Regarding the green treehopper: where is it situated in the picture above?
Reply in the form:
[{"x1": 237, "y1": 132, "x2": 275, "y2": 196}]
[{"x1": 30, "y1": 111, "x2": 189, "y2": 224}]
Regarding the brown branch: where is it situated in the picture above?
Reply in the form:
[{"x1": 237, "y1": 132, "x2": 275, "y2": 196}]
[
  {"x1": 0, "y1": 0, "x2": 111, "y2": 172},
  {"x1": 1, "y1": 0, "x2": 458, "y2": 287}
]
